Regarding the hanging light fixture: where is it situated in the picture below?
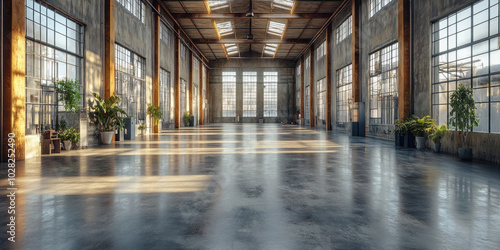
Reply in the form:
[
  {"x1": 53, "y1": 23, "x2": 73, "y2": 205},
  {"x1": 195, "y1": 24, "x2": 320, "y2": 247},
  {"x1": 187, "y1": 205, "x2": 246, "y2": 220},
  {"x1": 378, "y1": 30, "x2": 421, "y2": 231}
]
[
  {"x1": 246, "y1": 0, "x2": 255, "y2": 17},
  {"x1": 247, "y1": 0, "x2": 254, "y2": 40}
]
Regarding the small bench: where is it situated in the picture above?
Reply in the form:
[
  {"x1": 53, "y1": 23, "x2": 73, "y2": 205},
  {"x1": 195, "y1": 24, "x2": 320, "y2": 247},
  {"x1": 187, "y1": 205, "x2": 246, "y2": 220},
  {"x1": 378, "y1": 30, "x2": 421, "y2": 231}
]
[{"x1": 42, "y1": 130, "x2": 61, "y2": 155}]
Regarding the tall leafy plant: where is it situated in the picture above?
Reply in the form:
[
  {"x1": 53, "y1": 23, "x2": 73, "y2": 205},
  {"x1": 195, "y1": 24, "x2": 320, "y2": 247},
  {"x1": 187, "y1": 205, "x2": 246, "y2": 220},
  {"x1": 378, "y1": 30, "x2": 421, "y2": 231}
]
[
  {"x1": 449, "y1": 84, "x2": 479, "y2": 148},
  {"x1": 56, "y1": 78, "x2": 81, "y2": 113},
  {"x1": 147, "y1": 104, "x2": 162, "y2": 125},
  {"x1": 89, "y1": 93, "x2": 128, "y2": 131}
]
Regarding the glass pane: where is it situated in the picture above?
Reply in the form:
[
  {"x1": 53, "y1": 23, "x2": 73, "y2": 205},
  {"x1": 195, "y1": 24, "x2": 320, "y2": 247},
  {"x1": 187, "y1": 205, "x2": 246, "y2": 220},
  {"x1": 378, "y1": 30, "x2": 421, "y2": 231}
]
[
  {"x1": 491, "y1": 102, "x2": 500, "y2": 133},
  {"x1": 474, "y1": 102, "x2": 489, "y2": 132}
]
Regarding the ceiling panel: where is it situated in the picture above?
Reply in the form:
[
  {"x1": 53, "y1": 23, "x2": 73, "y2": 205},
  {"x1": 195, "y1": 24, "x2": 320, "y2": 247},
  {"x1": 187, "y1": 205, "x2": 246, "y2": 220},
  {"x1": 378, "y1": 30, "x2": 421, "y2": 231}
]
[{"x1": 162, "y1": 0, "x2": 344, "y2": 61}]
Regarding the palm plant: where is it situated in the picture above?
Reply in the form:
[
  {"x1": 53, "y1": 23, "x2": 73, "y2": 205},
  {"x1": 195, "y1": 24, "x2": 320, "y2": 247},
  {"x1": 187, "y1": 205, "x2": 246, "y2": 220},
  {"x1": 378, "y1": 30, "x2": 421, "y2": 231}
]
[{"x1": 88, "y1": 93, "x2": 128, "y2": 131}]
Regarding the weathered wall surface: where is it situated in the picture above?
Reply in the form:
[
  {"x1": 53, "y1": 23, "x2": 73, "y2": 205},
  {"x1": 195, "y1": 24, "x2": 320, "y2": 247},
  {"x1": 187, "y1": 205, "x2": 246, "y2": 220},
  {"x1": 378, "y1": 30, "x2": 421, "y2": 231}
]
[
  {"x1": 330, "y1": 3, "x2": 353, "y2": 134},
  {"x1": 360, "y1": 0, "x2": 398, "y2": 140},
  {"x1": 209, "y1": 59, "x2": 295, "y2": 123}
]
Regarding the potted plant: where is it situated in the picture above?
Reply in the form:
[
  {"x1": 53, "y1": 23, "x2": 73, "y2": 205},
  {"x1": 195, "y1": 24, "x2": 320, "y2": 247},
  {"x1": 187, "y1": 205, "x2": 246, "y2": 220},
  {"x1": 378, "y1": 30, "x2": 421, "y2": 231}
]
[
  {"x1": 394, "y1": 117, "x2": 415, "y2": 148},
  {"x1": 182, "y1": 111, "x2": 190, "y2": 127},
  {"x1": 58, "y1": 126, "x2": 79, "y2": 150},
  {"x1": 55, "y1": 78, "x2": 81, "y2": 113},
  {"x1": 431, "y1": 124, "x2": 449, "y2": 153},
  {"x1": 450, "y1": 84, "x2": 480, "y2": 160},
  {"x1": 138, "y1": 123, "x2": 147, "y2": 136},
  {"x1": 147, "y1": 104, "x2": 162, "y2": 128},
  {"x1": 89, "y1": 93, "x2": 128, "y2": 145},
  {"x1": 409, "y1": 115, "x2": 435, "y2": 150},
  {"x1": 395, "y1": 117, "x2": 410, "y2": 146}
]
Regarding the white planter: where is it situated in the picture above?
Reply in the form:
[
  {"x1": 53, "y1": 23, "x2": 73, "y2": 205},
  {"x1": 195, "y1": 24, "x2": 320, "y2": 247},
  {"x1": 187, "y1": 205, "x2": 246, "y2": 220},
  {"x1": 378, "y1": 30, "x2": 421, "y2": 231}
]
[
  {"x1": 63, "y1": 140, "x2": 72, "y2": 151},
  {"x1": 100, "y1": 131, "x2": 114, "y2": 145}
]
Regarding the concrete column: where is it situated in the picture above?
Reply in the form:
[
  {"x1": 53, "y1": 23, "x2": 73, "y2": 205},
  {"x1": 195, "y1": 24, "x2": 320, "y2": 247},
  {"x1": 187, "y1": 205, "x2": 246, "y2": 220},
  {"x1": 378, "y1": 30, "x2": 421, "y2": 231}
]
[
  {"x1": 300, "y1": 57, "x2": 304, "y2": 121},
  {"x1": 189, "y1": 53, "x2": 193, "y2": 116},
  {"x1": 398, "y1": 0, "x2": 411, "y2": 118},
  {"x1": 174, "y1": 28, "x2": 181, "y2": 128},
  {"x1": 326, "y1": 25, "x2": 332, "y2": 131},
  {"x1": 199, "y1": 64, "x2": 204, "y2": 125},
  {"x1": 352, "y1": 0, "x2": 360, "y2": 103},
  {"x1": 153, "y1": 2, "x2": 160, "y2": 133},
  {"x1": 309, "y1": 46, "x2": 315, "y2": 128},
  {"x1": 104, "y1": 0, "x2": 115, "y2": 99},
  {"x1": 2, "y1": 0, "x2": 25, "y2": 161}
]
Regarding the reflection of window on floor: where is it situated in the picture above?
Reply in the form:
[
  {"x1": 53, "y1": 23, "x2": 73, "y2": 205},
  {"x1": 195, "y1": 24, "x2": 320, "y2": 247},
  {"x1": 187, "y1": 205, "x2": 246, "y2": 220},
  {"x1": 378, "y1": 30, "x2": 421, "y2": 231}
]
[
  {"x1": 222, "y1": 72, "x2": 236, "y2": 117},
  {"x1": 264, "y1": 72, "x2": 278, "y2": 117},
  {"x1": 25, "y1": 0, "x2": 84, "y2": 135},
  {"x1": 243, "y1": 72, "x2": 257, "y2": 117},
  {"x1": 369, "y1": 43, "x2": 398, "y2": 125},
  {"x1": 431, "y1": 0, "x2": 500, "y2": 133},
  {"x1": 160, "y1": 69, "x2": 171, "y2": 126},
  {"x1": 337, "y1": 64, "x2": 352, "y2": 123},
  {"x1": 115, "y1": 44, "x2": 146, "y2": 121},
  {"x1": 317, "y1": 78, "x2": 326, "y2": 120}
]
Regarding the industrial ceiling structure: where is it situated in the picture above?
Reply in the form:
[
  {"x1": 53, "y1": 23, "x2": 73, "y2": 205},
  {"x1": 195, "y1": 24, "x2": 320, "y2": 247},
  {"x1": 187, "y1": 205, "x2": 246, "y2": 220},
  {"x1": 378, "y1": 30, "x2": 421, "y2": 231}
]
[{"x1": 162, "y1": 0, "x2": 343, "y2": 60}]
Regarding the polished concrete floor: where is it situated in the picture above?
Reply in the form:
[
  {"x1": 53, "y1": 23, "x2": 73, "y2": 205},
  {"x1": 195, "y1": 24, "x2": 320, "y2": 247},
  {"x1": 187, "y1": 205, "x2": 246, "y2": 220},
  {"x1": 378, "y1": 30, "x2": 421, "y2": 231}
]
[{"x1": 1, "y1": 124, "x2": 500, "y2": 249}]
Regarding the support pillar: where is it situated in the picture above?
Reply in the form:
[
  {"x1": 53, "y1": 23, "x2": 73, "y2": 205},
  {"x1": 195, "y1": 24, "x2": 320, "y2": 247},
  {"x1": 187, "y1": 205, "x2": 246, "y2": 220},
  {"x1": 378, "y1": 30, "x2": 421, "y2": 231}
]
[
  {"x1": 104, "y1": 0, "x2": 115, "y2": 99},
  {"x1": 398, "y1": 0, "x2": 411, "y2": 118},
  {"x1": 326, "y1": 26, "x2": 332, "y2": 131},
  {"x1": 189, "y1": 53, "x2": 193, "y2": 116},
  {"x1": 174, "y1": 27, "x2": 181, "y2": 128},
  {"x1": 309, "y1": 46, "x2": 315, "y2": 128},
  {"x1": 300, "y1": 57, "x2": 304, "y2": 122},
  {"x1": 352, "y1": 0, "x2": 360, "y2": 104},
  {"x1": 2, "y1": 0, "x2": 25, "y2": 161},
  {"x1": 153, "y1": 2, "x2": 160, "y2": 133}
]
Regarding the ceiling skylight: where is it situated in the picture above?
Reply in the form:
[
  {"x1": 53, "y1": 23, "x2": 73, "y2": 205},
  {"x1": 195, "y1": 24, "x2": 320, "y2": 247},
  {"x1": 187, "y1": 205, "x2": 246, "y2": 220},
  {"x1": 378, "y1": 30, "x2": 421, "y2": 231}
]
[
  {"x1": 273, "y1": 0, "x2": 294, "y2": 10},
  {"x1": 207, "y1": 0, "x2": 229, "y2": 10},
  {"x1": 268, "y1": 21, "x2": 286, "y2": 37},
  {"x1": 263, "y1": 44, "x2": 278, "y2": 55},
  {"x1": 216, "y1": 21, "x2": 234, "y2": 37},
  {"x1": 224, "y1": 44, "x2": 239, "y2": 56}
]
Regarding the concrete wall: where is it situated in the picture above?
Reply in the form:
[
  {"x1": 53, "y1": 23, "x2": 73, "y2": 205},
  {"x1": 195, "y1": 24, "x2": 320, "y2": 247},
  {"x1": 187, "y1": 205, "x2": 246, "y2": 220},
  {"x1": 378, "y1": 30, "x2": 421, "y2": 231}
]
[
  {"x1": 330, "y1": 4, "x2": 353, "y2": 134},
  {"x1": 18, "y1": 0, "x2": 208, "y2": 159},
  {"x1": 209, "y1": 59, "x2": 295, "y2": 123}
]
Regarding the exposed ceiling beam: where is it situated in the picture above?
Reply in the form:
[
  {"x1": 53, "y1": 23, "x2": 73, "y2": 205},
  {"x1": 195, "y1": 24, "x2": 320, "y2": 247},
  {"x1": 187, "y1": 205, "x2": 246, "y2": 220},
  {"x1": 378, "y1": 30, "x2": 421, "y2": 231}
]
[
  {"x1": 193, "y1": 39, "x2": 309, "y2": 44},
  {"x1": 171, "y1": 13, "x2": 330, "y2": 19}
]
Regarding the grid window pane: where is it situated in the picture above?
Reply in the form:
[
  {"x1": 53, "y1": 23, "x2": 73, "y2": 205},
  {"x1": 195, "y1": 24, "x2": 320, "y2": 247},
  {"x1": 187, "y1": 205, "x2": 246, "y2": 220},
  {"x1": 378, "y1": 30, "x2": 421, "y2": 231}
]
[
  {"x1": 432, "y1": 0, "x2": 499, "y2": 133},
  {"x1": 116, "y1": 0, "x2": 146, "y2": 23},
  {"x1": 264, "y1": 72, "x2": 278, "y2": 117},
  {"x1": 115, "y1": 44, "x2": 146, "y2": 121},
  {"x1": 337, "y1": 64, "x2": 352, "y2": 123},
  {"x1": 370, "y1": 0, "x2": 395, "y2": 18},
  {"x1": 369, "y1": 43, "x2": 398, "y2": 125},
  {"x1": 336, "y1": 16, "x2": 352, "y2": 44},
  {"x1": 243, "y1": 72, "x2": 257, "y2": 117},
  {"x1": 160, "y1": 22, "x2": 170, "y2": 47},
  {"x1": 317, "y1": 78, "x2": 326, "y2": 120},
  {"x1": 25, "y1": 0, "x2": 84, "y2": 135},
  {"x1": 222, "y1": 72, "x2": 236, "y2": 117},
  {"x1": 160, "y1": 69, "x2": 171, "y2": 129}
]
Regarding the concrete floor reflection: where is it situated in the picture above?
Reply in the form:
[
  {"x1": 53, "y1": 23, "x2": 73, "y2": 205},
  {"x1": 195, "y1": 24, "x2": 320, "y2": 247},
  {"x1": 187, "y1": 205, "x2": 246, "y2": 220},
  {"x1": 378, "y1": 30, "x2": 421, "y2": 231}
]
[{"x1": 1, "y1": 124, "x2": 500, "y2": 249}]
